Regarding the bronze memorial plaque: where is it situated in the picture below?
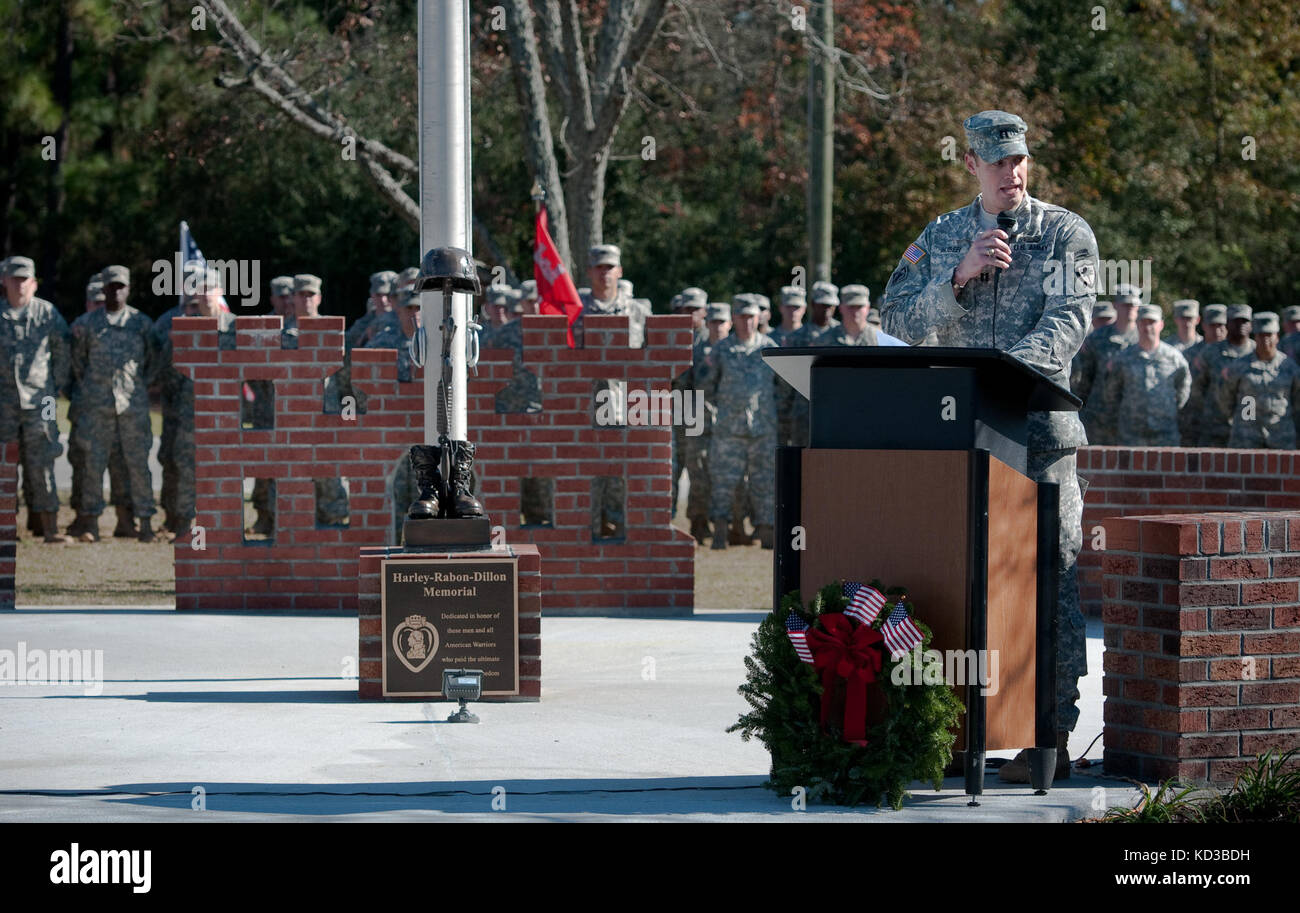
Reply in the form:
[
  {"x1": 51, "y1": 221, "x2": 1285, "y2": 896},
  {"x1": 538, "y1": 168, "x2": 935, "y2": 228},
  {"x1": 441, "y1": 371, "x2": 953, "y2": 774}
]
[{"x1": 381, "y1": 557, "x2": 519, "y2": 697}]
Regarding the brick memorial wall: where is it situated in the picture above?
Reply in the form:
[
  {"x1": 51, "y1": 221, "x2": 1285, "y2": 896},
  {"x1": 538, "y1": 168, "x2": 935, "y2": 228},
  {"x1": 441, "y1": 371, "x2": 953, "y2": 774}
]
[
  {"x1": 169, "y1": 312, "x2": 695, "y2": 615},
  {"x1": 1100, "y1": 511, "x2": 1300, "y2": 784},
  {"x1": 1079, "y1": 446, "x2": 1300, "y2": 617}
]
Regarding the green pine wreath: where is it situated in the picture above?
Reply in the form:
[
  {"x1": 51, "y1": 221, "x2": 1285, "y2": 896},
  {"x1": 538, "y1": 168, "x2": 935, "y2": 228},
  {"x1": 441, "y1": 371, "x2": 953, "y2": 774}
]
[{"x1": 728, "y1": 581, "x2": 965, "y2": 809}]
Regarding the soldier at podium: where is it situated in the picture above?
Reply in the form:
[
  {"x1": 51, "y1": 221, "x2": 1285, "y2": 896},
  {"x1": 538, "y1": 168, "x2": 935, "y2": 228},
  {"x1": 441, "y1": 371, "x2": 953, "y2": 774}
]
[{"x1": 879, "y1": 110, "x2": 1099, "y2": 783}]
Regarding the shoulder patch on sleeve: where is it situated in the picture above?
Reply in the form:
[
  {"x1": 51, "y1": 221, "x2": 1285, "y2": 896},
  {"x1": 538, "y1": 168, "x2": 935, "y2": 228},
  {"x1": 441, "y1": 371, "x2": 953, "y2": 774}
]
[{"x1": 903, "y1": 243, "x2": 926, "y2": 265}]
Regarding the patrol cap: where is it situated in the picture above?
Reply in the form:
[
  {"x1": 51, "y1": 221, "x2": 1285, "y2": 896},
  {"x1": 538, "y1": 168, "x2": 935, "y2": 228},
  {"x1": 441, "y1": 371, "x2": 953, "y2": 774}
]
[
  {"x1": 780, "y1": 286, "x2": 806, "y2": 308},
  {"x1": 1171, "y1": 299, "x2": 1200, "y2": 318},
  {"x1": 1203, "y1": 304, "x2": 1228, "y2": 325},
  {"x1": 679, "y1": 287, "x2": 707, "y2": 308},
  {"x1": 369, "y1": 270, "x2": 397, "y2": 295},
  {"x1": 520, "y1": 279, "x2": 539, "y2": 300},
  {"x1": 731, "y1": 296, "x2": 761, "y2": 316},
  {"x1": 963, "y1": 110, "x2": 1029, "y2": 163},
  {"x1": 398, "y1": 266, "x2": 421, "y2": 285},
  {"x1": 811, "y1": 281, "x2": 839, "y2": 306},
  {"x1": 675, "y1": 294, "x2": 705, "y2": 311},
  {"x1": 840, "y1": 284, "x2": 870, "y2": 307},
  {"x1": 85, "y1": 279, "x2": 105, "y2": 302},
  {"x1": 588, "y1": 244, "x2": 621, "y2": 267},
  {"x1": 706, "y1": 303, "x2": 730, "y2": 322},
  {"x1": 102, "y1": 264, "x2": 130, "y2": 286},
  {"x1": 1253, "y1": 312, "x2": 1280, "y2": 334},
  {"x1": 270, "y1": 275, "x2": 295, "y2": 296},
  {"x1": 618, "y1": 278, "x2": 634, "y2": 297},
  {"x1": 1227, "y1": 304, "x2": 1252, "y2": 322},
  {"x1": 1093, "y1": 301, "x2": 1116, "y2": 319},
  {"x1": 1136, "y1": 304, "x2": 1163, "y2": 322},
  {"x1": 2, "y1": 255, "x2": 35, "y2": 279},
  {"x1": 1113, "y1": 283, "x2": 1141, "y2": 305},
  {"x1": 490, "y1": 285, "x2": 521, "y2": 308},
  {"x1": 1283, "y1": 305, "x2": 1300, "y2": 323},
  {"x1": 293, "y1": 274, "x2": 322, "y2": 294}
]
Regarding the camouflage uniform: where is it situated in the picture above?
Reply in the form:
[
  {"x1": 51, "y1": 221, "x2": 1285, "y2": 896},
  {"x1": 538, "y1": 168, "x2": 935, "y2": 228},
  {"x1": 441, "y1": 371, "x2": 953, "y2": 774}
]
[
  {"x1": 0, "y1": 295, "x2": 69, "y2": 514},
  {"x1": 157, "y1": 311, "x2": 236, "y2": 528},
  {"x1": 702, "y1": 331, "x2": 779, "y2": 530},
  {"x1": 1190, "y1": 338, "x2": 1254, "y2": 446},
  {"x1": 70, "y1": 304, "x2": 158, "y2": 520},
  {"x1": 676, "y1": 332, "x2": 717, "y2": 534},
  {"x1": 778, "y1": 318, "x2": 839, "y2": 447},
  {"x1": 823, "y1": 323, "x2": 882, "y2": 347},
  {"x1": 880, "y1": 186, "x2": 1098, "y2": 734},
  {"x1": 1217, "y1": 350, "x2": 1300, "y2": 449},
  {"x1": 1279, "y1": 332, "x2": 1300, "y2": 361},
  {"x1": 152, "y1": 302, "x2": 187, "y2": 527},
  {"x1": 68, "y1": 313, "x2": 131, "y2": 519},
  {"x1": 1101, "y1": 342, "x2": 1190, "y2": 446},
  {"x1": 1071, "y1": 323, "x2": 1137, "y2": 445}
]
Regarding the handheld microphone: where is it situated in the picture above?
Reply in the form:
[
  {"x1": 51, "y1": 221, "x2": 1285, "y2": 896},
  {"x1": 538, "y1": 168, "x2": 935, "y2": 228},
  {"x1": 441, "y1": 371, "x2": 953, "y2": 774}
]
[{"x1": 992, "y1": 211, "x2": 1018, "y2": 345}]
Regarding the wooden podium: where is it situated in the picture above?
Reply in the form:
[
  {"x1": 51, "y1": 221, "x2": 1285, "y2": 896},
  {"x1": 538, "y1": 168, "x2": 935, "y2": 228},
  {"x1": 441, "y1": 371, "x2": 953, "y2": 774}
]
[{"x1": 764, "y1": 347, "x2": 1081, "y2": 798}]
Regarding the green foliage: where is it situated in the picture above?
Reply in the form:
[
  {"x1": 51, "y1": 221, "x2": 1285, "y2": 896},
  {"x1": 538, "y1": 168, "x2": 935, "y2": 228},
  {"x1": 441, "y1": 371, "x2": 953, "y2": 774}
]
[
  {"x1": 1101, "y1": 779, "x2": 1207, "y2": 823},
  {"x1": 728, "y1": 581, "x2": 964, "y2": 809},
  {"x1": 1202, "y1": 750, "x2": 1300, "y2": 824},
  {"x1": 1102, "y1": 751, "x2": 1300, "y2": 823}
]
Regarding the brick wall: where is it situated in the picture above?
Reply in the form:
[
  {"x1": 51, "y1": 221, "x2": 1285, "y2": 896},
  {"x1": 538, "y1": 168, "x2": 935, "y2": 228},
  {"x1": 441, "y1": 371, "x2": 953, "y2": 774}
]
[
  {"x1": 357, "y1": 544, "x2": 540, "y2": 700},
  {"x1": 0, "y1": 442, "x2": 15, "y2": 610},
  {"x1": 1100, "y1": 511, "x2": 1300, "y2": 784},
  {"x1": 1079, "y1": 446, "x2": 1300, "y2": 617},
  {"x1": 171, "y1": 313, "x2": 694, "y2": 615}
]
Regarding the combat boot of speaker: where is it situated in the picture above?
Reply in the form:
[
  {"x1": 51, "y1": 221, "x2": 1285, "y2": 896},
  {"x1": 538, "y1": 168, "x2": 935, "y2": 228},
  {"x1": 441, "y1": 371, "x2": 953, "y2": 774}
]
[
  {"x1": 41, "y1": 512, "x2": 72, "y2": 544},
  {"x1": 997, "y1": 731, "x2": 1071, "y2": 783},
  {"x1": 113, "y1": 506, "x2": 137, "y2": 538},
  {"x1": 447, "y1": 441, "x2": 485, "y2": 519},
  {"x1": 26, "y1": 509, "x2": 43, "y2": 538},
  {"x1": 407, "y1": 445, "x2": 445, "y2": 520},
  {"x1": 756, "y1": 524, "x2": 775, "y2": 550}
]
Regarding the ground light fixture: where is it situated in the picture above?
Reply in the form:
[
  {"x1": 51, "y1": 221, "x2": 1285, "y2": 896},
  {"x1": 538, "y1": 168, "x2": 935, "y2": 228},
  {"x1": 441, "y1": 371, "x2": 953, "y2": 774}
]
[{"x1": 443, "y1": 669, "x2": 484, "y2": 723}]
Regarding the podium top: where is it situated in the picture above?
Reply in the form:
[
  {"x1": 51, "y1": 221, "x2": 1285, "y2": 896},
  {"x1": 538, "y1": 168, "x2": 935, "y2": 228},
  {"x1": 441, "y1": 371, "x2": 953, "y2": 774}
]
[{"x1": 764, "y1": 346, "x2": 1081, "y2": 412}]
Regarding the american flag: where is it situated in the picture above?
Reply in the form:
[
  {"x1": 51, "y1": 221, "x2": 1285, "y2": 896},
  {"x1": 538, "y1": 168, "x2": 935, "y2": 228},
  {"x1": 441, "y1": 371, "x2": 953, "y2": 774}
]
[
  {"x1": 785, "y1": 613, "x2": 814, "y2": 665},
  {"x1": 881, "y1": 602, "x2": 923, "y2": 660},
  {"x1": 902, "y1": 242, "x2": 926, "y2": 265},
  {"x1": 180, "y1": 220, "x2": 231, "y2": 312},
  {"x1": 842, "y1": 582, "x2": 885, "y2": 625}
]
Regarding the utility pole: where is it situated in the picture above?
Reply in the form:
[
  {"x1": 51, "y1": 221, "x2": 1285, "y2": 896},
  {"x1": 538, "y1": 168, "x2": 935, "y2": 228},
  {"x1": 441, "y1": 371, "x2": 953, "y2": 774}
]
[{"x1": 807, "y1": 0, "x2": 835, "y2": 284}]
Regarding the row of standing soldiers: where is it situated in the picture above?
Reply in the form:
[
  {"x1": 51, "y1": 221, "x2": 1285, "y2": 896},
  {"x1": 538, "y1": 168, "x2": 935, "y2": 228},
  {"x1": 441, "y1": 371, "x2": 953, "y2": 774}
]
[{"x1": 1071, "y1": 285, "x2": 1300, "y2": 449}]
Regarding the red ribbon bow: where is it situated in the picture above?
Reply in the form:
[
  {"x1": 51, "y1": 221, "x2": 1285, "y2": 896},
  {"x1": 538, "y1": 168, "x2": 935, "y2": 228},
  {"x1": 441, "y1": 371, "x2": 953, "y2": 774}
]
[{"x1": 806, "y1": 613, "x2": 884, "y2": 744}]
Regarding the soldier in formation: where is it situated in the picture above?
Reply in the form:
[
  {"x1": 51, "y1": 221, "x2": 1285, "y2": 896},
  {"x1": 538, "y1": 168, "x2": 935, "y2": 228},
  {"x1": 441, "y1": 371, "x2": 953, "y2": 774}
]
[
  {"x1": 1216, "y1": 312, "x2": 1300, "y2": 449},
  {"x1": 1101, "y1": 304, "x2": 1190, "y2": 446},
  {"x1": 1188, "y1": 304, "x2": 1254, "y2": 447},
  {"x1": 1071, "y1": 283, "x2": 1140, "y2": 445}
]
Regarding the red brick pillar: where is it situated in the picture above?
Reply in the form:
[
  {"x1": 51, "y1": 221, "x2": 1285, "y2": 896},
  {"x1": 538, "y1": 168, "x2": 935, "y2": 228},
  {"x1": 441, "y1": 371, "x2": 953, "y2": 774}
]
[
  {"x1": 1101, "y1": 512, "x2": 1300, "y2": 783},
  {"x1": 0, "y1": 442, "x2": 16, "y2": 609}
]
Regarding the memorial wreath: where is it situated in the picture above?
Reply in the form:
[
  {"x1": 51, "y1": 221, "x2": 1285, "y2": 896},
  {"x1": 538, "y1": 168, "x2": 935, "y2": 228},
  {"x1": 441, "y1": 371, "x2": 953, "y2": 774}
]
[{"x1": 729, "y1": 580, "x2": 965, "y2": 808}]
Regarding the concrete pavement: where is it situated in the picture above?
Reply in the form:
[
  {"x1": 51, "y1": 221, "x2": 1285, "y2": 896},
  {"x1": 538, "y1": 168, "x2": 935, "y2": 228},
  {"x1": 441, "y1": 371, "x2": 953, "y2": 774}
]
[{"x1": 0, "y1": 608, "x2": 1135, "y2": 821}]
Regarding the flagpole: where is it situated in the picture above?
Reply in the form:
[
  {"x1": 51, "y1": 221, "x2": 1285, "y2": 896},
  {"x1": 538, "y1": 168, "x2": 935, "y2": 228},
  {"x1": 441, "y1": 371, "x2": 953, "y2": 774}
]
[{"x1": 417, "y1": 0, "x2": 472, "y2": 445}]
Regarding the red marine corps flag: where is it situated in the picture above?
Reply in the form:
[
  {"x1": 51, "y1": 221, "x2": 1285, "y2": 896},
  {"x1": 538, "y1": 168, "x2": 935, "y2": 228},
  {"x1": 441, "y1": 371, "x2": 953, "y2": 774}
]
[{"x1": 533, "y1": 207, "x2": 583, "y2": 348}]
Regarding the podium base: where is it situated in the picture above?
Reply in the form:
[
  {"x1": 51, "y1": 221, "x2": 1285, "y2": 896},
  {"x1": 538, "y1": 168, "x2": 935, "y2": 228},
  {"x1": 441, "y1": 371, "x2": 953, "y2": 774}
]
[
  {"x1": 401, "y1": 517, "x2": 492, "y2": 549},
  {"x1": 1028, "y1": 747, "x2": 1057, "y2": 793}
]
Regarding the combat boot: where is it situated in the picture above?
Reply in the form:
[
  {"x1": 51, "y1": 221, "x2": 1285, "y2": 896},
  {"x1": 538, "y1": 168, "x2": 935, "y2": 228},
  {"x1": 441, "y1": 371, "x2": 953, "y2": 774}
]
[
  {"x1": 26, "y1": 510, "x2": 43, "y2": 538},
  {"x1": 137, "y1": 519, "x2": 156, "y2": 543},
  {"x1": 997, "y1": 731, "x2": 1071, "y2": 783},
  {"x1": 447, "y1": 441, "x2": 485, "y2": 519},
  {"x1": 407, "y1": 445, "x2": 445, "y2": 520},
  {"x1": 711, "y1": 517, "x2": 729, "y2": 550},
  {"x1": 756, "y1": 524, "x2": 775, "y2": 550},
  {"x1": 728, "y1": 517, "x2": 751, "y2": 546},
  {"x1": 689, "y1": 517, "x2": 711, "y2": 544},
  {"x1": 113, "y1": 506, "x2": 137, "y2": 538},
  {"x1": 41, "y1": 512, "x2": 71, "y2": 544},
  {"x1": 66, "y1": 513, "x2": 91, "y2": 538}
]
